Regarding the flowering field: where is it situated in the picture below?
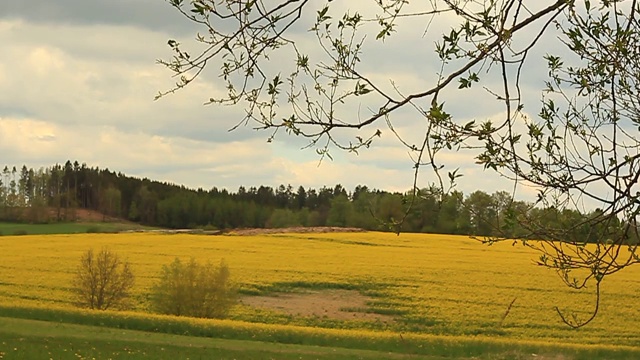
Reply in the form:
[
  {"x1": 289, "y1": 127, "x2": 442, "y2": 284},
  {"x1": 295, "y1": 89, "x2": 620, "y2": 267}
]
[{"x1": 1, "y1": 232, "x2": 639, "y2": 349}]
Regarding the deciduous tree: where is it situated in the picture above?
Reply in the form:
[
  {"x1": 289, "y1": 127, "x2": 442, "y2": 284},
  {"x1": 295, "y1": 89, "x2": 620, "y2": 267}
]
[
  {"x1": 159, "y1": 0, "x2": 640, "y2": 327},
  {"x1": 72, "y1": 248, "x2": 135, "y2": 310}
]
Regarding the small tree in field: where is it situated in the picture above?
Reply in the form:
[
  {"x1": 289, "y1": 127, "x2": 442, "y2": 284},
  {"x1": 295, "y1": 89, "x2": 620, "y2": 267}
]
[
  {"x1": 150, "y1": 258, "x2": 237, "y2": 319},
  {"x1": 73, "y1": 248, "x2": 135, "y2": 310}
]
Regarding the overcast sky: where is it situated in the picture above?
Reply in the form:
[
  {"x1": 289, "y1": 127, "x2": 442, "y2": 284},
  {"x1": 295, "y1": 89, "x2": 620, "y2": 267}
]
[{"x1": 0, "y1": 0, "x2": 556, "y2": 198}]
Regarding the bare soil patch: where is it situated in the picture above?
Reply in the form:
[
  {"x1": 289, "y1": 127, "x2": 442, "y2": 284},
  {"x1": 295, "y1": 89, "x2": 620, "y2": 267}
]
[
  {"x1": 9, "y1": 207, "x2": 126, "y2": 223},
  {"x1": 229, "y1": 226, "x2": 365, "y2": 236},
  {"x1": 241, "y1": 289, "x2": 392, "y2": 322},
  {"x1": 71, "y1": 208, "x2": 123, "y2": 222}
]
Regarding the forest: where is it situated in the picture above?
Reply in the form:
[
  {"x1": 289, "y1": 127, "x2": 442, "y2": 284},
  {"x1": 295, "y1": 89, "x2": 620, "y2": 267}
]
[{"x1": 0, "y1": 160, "x2": 634, "y2": 243}]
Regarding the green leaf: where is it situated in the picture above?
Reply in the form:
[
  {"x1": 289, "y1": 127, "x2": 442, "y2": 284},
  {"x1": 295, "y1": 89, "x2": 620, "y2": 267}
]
[
  {"x1": 316, "y1": 6, "x2": 331, "y2": 23},
  {"x1": 355, "y1": 83, "x2": 371, "y2": 96}
]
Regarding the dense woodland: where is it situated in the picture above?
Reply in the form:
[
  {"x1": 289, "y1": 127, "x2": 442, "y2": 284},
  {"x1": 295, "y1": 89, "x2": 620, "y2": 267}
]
[{"x1": 0, "y1": 160, "x2": 635, "y2": 243}]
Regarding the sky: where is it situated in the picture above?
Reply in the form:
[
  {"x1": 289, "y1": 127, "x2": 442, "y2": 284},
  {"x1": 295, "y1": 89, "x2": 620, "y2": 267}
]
[{"x1": 0, "y1": 0, "x2": 557, "y2": 199}]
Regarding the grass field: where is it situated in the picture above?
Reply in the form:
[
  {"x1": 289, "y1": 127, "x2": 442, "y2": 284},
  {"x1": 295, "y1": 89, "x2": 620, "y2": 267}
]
[
  {"x1": 1, "y1": 316, "x2": 444, "y2": 360},
  {"x1": 3, "y1": 315, "x2": 639, "y2": 359},
  {"x1": 0, "y1": 221, "x2": 156, "y2": 235},
  {"x1": 0, "y1": 231, "x2": 639, "y2": 358}
]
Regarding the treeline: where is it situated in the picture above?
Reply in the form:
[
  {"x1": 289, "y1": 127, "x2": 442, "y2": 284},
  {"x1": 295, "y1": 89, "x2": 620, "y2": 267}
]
[{"x1": 0, "y1": 161, "x2": 635, "y2": 242}]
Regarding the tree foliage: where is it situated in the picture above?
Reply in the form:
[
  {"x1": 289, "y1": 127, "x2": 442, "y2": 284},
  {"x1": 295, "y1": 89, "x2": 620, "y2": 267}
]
[
  {"x1": 3, "y1": 160, "x2": 599, "y2": 237},
  {"x1": 150, "y1": 257, "x2": 237, "y2": 319},
  {"x1": 72, "y1": 248, "x2": 135, "y2": 310},
  {"x1": 159, "y1": 0, "x2": 640, "y2": 327}
]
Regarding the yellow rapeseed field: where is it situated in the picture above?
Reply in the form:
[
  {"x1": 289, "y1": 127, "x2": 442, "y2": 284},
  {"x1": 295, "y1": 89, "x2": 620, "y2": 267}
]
[{"x1": 1, "y1": 231, "x2": 639, "y2": 347}]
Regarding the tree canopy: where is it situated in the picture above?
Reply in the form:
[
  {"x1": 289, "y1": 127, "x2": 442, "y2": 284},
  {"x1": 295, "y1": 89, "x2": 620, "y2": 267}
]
[{"x1": 158, "y1": 0, "x2": 640, "y2": 327}]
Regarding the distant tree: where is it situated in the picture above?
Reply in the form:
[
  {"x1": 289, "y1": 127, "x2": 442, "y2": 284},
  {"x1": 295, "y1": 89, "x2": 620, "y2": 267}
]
[
  {"x1": 2, "y1": 166, "x2": 8, "y2": 195},
  {"x1": 464, "y1": 191, "x2": 496, "y2": 237},
  {"x1": 7, "y1": 166, "x2": 17, "y2": 210},
  {"x1": 27, "y1": 167, "x2": 49, "y2": 223},
  {"x1": 256, "y1": 186, "x2": 275, "y2": 207},
  {"x1": 295, "y1": 186, "x2": 307, "y2": 210},
  {"x1": 350, "y1": 187, "x2": 379, "y2": 230},
  {"x1": 150, "y1": 258, "x2": 237, "y2": 319},
  {"x1": 267, "y1": 208, "x2": 301, "y2": 228},
  {"x1": 101, "y1": 186, "x2": 122, "y2": 220},
  {"x1": 18, "y1": 165, "x2": 28, "y2": 208},
  {"x1": 491, "y1": 191, "x2": 512, "y2": 228},
  {"x1": 327, "y1": 194, "x2": 353, "y2": 227},
  {"x1": 352, "y1": 185, "x2": 369, "y2": 202},
  {"x1": 73, "y1": 160, "x2": 80, "y2": 205},
  {"x1": 406, "y1": 187, "x2": 441, "y2": 233},
  {"x1": 49, "y1": 164, "x2": 63, "y2": 220},
  {"x1": 25, "y1": 167, "x2": 35, "y2": 206},
  {"x1": 306, "y1": 209, "x2": 325, "y2": 227},
  {"x1": 297, "y1": 207, "x2": 311, "y2": 227},
  {"x1": 135, "y1": 185, "x2": 158, "y2": 224},
  {"x1": 0, "y1": 178, "x2": 4, "y2": 218},
  {"x1": 64, "y1": 160, "x2": 73, "y2": 209},
  {"x1": 128, "y1": 201, "x2": 140, "y2": 221},
  {"x1": 1, "y1": 165, "x2": 11, "y2": 219},
  {"x1": 275, "y1": 184, "x2": 292, "y2": 208},
  {"x1": 72, "y1": 248, "x2": 135, "y2": 310},
  {"x1": 374, "y1": 193, "x2": 405, "y2": 231},
  {"x1": 437, "y1": 191, "x2": 467, "y2": 235}
]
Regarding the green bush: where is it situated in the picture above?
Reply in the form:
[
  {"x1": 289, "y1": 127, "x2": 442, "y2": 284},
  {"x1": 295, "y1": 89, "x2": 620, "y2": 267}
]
[
  {"x1": 13, "y1": 229, "x2": 28, "y2": 236},
  {"x1": 202, "y1": 223, "x2": 218, "y2": 231},
  {"x1": 150, "y1": 258, "x2": 237, "y2": 319},
  {"x1": 85, "y1": 226, "x2": 101, "y2": 233}
]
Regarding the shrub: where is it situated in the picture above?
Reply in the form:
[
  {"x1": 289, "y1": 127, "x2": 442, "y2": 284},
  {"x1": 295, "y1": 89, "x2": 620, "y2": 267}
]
[
  {"x1": 150, "y1": 258, "x2": 237, "y2": 319},
  {"x1": 72, "y1": 248, "x2": 135, "y2": 310},
  {"x1": 202, "y1": 223, "x2": 218, "y2": 231},
  {"x1": 12, "y1": 229, "x2": 28, "y2": 236},
  {"x1": 85, "y1": 226, "x2": 101, "y2": 233}
]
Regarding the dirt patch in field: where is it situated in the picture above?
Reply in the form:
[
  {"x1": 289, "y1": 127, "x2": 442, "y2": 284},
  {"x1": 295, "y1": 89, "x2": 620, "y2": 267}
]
[
  {"x1": 229, "y1": 227, "x2": 365, "y2": 236},
  {"x1": 72, "y1": 208, "x2": 124, "y2": 222},
  {"x1": 241, "y1": 289, "x2": 392, "y2": 322}
]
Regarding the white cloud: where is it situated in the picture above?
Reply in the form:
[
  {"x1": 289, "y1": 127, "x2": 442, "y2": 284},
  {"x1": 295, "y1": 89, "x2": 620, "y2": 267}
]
[
  {"x1": 27, "y1": 47, "x2": 65, "y2": 75},
  {"x1": 0, "y1": 3, "x2": 562, "y2": 202},
  {"x1": 0, "y1": 118, "x2": 59, "y2": 157},
  {"x1": 271, "y1": 157, "x2": 415, "y2": 193},
  {"x1": 0, "y1": 20, "x2": 246, "y2": 138},
  {"x1": 0, "y1": 116, "x2": 279, "y2": 188}
]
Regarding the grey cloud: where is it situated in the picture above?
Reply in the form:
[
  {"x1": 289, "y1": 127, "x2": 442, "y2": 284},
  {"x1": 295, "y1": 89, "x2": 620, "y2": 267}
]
[
  {"x1": 165, "y1": 126, "x2": 262, "y2": 144},
  {"x1": 0, "y1": 106, "x2": 35, "y2": 119},
  {"x1": 0, "y1": 0, "x2": 196, "y2": 35}
]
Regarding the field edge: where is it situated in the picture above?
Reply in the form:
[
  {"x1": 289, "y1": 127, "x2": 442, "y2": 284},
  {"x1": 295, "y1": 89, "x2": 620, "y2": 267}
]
[{"x1": 0, "y1": 304, "x2": 639, "y2": 359}]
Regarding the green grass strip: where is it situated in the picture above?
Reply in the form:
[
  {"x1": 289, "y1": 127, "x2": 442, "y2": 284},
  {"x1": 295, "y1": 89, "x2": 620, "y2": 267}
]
[
  {"x1": 0, "y1": 304, "x2": 639, "y2": 359},
  {"x1": 0, "y1": 221, "x2": 155, "y2": 235},
  {"x1": 0, "y1": 317, "x2": 435, "y2": 360}
]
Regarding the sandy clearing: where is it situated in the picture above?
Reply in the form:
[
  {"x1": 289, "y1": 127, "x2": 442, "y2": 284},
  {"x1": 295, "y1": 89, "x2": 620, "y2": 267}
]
[{"x1": 241, "y1": 289, "x2": 392, "y2": 322}]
